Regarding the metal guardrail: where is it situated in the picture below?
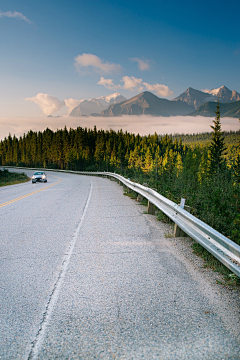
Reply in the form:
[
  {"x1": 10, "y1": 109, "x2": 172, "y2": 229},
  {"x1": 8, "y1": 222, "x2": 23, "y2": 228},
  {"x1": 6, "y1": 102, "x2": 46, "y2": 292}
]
[{"x1": 3, "y1": 166, "x2": 240, "y2": 278}]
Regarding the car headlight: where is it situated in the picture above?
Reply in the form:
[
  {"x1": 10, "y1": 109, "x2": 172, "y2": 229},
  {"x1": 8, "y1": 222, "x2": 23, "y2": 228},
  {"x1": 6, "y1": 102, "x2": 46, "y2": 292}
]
[
  {"x1": 42, "y1": 175, "x2": 46, "y2": 178},
  {"x1": 32, "y1": 175, "x2": 35, "y2": 178}
]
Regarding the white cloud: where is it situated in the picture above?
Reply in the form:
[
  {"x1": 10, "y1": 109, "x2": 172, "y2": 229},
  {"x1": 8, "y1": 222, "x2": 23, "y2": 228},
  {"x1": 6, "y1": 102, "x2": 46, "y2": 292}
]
[
  {"x1": 25, "y1": 93, "x2": 65, "y2": 116},
  {"x1": 97, "y1": 75, "x2": 172, "y2": 96},
  {"x1": 64, "y1": 98, "x2": 84, "y2": 114},
  {"x1": 202, "y1": 88, "x2": 211, "y2": 93},
  {"x1": 122, "y1": 76, "x2": 143, "y2": 91},
  {"x1": 97, "y1": 77, "x2": 120, "y2": 90},
  {"x1": 97, "y1": 76, "x2": 143, "y2": 91},
  {"x1": 74, "y1": 53, "x2": 122, "y2": 74},
  {"x1": 0, "y1": 11, "x2": 32, "y2": 24},
  {"x1": 130, "y1": 58, "x2": 150, "y2": 71},
  {"x1": 143, "y1": 82, "x2": 173, "y2": 97}
]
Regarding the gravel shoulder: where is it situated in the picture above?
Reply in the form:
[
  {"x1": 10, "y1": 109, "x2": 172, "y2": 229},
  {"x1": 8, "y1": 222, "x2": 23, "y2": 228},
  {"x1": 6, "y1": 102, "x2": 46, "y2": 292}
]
[{"x1": 136, "y1": 206, "x2": 240, "y2": 342}]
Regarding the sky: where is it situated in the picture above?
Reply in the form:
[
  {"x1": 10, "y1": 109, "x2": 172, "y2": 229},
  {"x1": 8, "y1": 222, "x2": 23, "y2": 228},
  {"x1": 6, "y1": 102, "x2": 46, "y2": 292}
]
[{"x1": 0, "y1": 0, "x2": 240, "y2": 138}]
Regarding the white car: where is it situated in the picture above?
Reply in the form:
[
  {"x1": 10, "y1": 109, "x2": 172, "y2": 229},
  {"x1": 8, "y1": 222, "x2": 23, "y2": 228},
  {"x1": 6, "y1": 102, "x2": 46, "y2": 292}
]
[{"x1": 32, "y1": 171, "x2": 47, "y2": 183}]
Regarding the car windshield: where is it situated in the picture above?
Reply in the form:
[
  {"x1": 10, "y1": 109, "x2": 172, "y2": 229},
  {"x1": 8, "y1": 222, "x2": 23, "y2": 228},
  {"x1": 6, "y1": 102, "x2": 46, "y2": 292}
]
[{"x1": 34, "y1": 172, "x2": 44, "y2": 175}]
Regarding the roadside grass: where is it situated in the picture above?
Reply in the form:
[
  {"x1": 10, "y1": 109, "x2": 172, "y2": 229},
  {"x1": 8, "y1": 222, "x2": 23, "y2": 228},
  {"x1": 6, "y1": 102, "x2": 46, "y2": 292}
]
[
  {"x1": 192, "y1": 242, "x2": 240, "y2": 288},
  {"x1": 155, "y1": 205, "x2": 239, "y2": 286},
  {"x1": 123, "y1": 190, "x2": 138, "y2": 199},
  {"x1": 164, "y1": 230, "x2": 174, "y2": 238},
  {"x1": 156, "y1": 210, "x2": 173, "y2": 224},
  {"x1": 122, "y1": 184, "x2": 240, "y2": 287},
  {"x1": 138, "y1": 198, "x2": 148, "y2": 206},
  {"x1": 0, "y1": 169, "x2": 30, "y2": 187}
]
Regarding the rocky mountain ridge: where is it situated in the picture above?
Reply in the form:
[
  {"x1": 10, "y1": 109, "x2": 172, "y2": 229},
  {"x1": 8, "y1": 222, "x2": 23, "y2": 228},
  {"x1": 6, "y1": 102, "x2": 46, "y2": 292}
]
[
  {"x1": 172, "y1": 87, "x2": 214, "y2": 109},
  {"x1": 70, "y1": 92, "x2": 126, "y2": 116},
  {"x1": 203, "y1": 85, "x2": 240, "y2": 102},
  {"x1": 101, "y1": 91, "x2": 195, "y2": 117},
  {"x1": 172, "y1": 86, "x2": 240, "y2": 110},
  {"x1": 69, "y1": 86, "x2": 240, "y2": 117}
]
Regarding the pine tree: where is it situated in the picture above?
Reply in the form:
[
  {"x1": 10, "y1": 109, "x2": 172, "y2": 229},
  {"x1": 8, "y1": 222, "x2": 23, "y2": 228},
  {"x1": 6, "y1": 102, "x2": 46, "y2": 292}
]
[
  {"x1": 209, "y1": 101, "x2": 226, "y2": 175},
  {"x1": 197, "y1": 148, "x2": 210, "y2": 184},
  {"x1": 142, "y1": 147, "x2": 153, "y2": 174},
  {"x1": 94, "y1": 136, "x2": 105, "y2": 169},
  {"x1": 175, "y1": 153, "x2": 183, "y2": 177},
  {"x1": 233, "y1": 119, "x2": 240, "y2": 183}
]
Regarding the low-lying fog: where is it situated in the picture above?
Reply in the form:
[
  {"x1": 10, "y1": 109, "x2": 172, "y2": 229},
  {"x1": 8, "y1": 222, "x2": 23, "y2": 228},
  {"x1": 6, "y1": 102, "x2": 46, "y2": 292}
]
[{"x1": 0, "y1": 115, "x2": 239, "y2": 140}]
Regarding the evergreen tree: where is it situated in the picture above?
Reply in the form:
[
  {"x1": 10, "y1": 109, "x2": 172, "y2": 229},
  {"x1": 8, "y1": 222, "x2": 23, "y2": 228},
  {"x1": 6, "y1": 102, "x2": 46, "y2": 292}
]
[
  {"x1": 175, "y1": 153, "x2": 183, "y2": 177},
  {"x1": 233, "y1": 119, "x2": 240, "y2": 183},
  {"x1": 197, "y1": 148, "x2": 210, "y2": 184},
  {"x1": 142, "y1": 147, "x2": 153, "y2": 174},
  {"x1": 94, "y1": 135, "x2": 105, "y2": 169},
  {"x1": 209, "y1": 101, "x2": 226, "y2": 174}
]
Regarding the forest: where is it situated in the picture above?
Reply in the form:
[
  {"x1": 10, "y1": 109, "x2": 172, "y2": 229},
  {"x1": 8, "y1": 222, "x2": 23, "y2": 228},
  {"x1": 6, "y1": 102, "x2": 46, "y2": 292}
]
[{"x1": 0, "y1": 108, "x2": 239, "y2": 245}]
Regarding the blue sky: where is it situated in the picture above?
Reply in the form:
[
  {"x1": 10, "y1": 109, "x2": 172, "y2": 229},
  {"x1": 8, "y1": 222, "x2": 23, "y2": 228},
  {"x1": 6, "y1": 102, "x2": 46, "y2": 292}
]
[{"x1": 0, "y1": 0, "x2": 240, "y2": 119}]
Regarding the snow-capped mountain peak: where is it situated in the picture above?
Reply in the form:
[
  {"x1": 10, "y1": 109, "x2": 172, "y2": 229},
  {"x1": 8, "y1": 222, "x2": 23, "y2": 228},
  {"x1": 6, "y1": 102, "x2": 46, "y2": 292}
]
[
  {"x1": 97, "y1": 92, "x2": 122, "y2": 103},
  {"x1": 96, "y1": 92, "x2": 126, "y2": 104},
  {"x1": 202, "y1": 86, "x2": 240, "y2": 102},
  {"x1": 70, "y1": 92, "x2": 127, "y2": 116},
  {"x1": 207, "y1": 86, "x2": 223, "y2": 95},
  {"x1": 203, "y1": 85, "x2": 228, "y2": 96}
]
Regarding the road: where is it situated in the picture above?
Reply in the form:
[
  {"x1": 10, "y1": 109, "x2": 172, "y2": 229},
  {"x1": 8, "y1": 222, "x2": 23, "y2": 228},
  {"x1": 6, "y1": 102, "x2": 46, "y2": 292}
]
[{"x1": 0, "y1": 169, "x2": 240, "y2": 359}]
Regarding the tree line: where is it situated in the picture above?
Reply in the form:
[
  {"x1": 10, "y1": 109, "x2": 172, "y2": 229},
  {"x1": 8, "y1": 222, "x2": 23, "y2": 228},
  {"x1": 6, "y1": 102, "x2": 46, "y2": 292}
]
[
  {"x1": 0, "y1": 126, "x2": 189, "y2": 172},
  {"x1": 0, "y1": 108, "x2": 239, "y2": 244}
]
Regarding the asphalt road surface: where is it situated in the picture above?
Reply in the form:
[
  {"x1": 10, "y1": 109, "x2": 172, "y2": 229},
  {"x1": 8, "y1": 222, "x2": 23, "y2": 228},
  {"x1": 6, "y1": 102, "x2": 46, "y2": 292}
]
[{"x1": 0, "y1": 169, "x2": 240, "y2": 359}]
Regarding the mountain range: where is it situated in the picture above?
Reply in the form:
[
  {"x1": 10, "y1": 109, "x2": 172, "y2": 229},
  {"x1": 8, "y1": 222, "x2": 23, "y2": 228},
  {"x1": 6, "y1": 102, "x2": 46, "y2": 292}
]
[
  {"x1": 101, "y1": 91, "x2": 195, "y2": 116},
  {"x1": 69, "y1": 86, "x2": 240, "y2": 118},
  {"x1": 70, "y1": 92, "x2": 126, "y2": 116},
  {"x1": 172, "y1": 86, "x2": 240, "y2": 109}
]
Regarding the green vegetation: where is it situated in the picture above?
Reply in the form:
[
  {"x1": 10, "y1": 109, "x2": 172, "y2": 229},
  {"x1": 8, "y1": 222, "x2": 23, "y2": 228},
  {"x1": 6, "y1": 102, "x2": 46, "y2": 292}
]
[
  {"x1": 192, "y1": 242, "x2": 240, "y2": 287},
  {"x1": 172, "y1": 130, "x2": 239, "y2": 163},
  {"x1": 173, "y1": 131, "x2": 239, "y2": 146},
  {"x1": 0, "y1": 169, "x2": 29, "y2": 187},
  {"x1": 156, "y1": 210, "x2": 173, "y2": 224},
  {"x1": 123, "y1": 189, "x2": 138, "y2": 200},
  {"x1": 0, "y1": 113, "x2": 239, "y2": 245},
  {"x1": 209, "y1": 102, "x2": 227, "y2": 174}
]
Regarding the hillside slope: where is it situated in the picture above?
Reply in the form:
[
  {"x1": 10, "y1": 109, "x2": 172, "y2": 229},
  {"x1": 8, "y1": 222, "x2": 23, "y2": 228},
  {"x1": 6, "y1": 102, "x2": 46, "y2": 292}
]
[
  {"x1": 172, "y1": 87, "x2": 214, "y2": 109},
  {"x1": 188, "y1": 100, "x2": 240, "y2": 118}
]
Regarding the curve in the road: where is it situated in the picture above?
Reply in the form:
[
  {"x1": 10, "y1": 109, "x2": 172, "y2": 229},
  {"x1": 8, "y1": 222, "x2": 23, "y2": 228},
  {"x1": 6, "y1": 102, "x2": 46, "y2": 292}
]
[
  {"x1": 0, "y1": 175, "x2": 62, "y2": 208},
  {"x1": 1, "y1": 170, "x2": 240, "y2": 359}
]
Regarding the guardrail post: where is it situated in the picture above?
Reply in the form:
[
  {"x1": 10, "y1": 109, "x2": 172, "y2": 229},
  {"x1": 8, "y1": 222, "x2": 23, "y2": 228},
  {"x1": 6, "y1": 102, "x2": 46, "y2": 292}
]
[
  {"x1": 147, "y1": 201, "x2": 155, "y2": 215},
  {"x1": 137, "y1": 194, "x2": 143, "y2": 202},
  {"x1": 173, "y1": 223, "x2": 186, "y2": 237},
  {"x1": 125, "y1": 185, "x2": 131, "y2": 193},
  {"x1": 173, "y1": 198, "x2": 189, "y2": 237},
  {"x1": 122, "y1": 184, "x2": 129, "y2": 193}
]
